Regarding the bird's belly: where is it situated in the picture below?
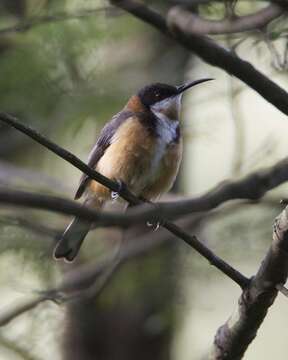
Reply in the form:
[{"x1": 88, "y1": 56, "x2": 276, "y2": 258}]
[
  {"x1": 141, "y1": 139, "x2": 183, "y2": 200},
  {"x1": 141, "y1": 115, "x2": 182, "y2": 199},
  {"x1": 88, "y1": 117, "x2": 182, "y2": 201},
  {"x1": 122, "y1": 131, "x2": 182, "y2": 197},
  {"x1": 89, "y1": 118, "x2": 156, "y2": 199}
]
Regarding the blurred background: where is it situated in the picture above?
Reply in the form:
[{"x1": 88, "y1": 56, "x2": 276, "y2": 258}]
[{"x1": 0, "y1": 0, "x2": 287, "y2": 359}]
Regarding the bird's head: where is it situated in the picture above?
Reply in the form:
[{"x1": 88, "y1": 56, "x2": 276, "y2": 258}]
[{"x1": 136, "y1": 78, "x2": 213, "y2": 120}]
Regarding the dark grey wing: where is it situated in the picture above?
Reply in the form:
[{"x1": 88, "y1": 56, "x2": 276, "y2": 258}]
[{"x1": 74, "y1": 110, "x2": 133, "y2": 199}]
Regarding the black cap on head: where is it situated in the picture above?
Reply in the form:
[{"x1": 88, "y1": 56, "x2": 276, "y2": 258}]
[
  {"x1": 138, "y1": 83, "x2": 178, "y2": 107},
  {"x1": 138, "y1": 79, "x2": 213, "y2": 108}
]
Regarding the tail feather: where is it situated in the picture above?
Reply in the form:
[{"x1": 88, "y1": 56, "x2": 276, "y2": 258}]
[{"x1": 54, "y1": 217, "x2": 92, "y2": 262}]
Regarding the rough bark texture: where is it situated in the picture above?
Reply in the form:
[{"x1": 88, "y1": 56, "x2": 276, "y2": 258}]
[{"x1": 210, "y1": 206, "x2": 288, "y2": 359}]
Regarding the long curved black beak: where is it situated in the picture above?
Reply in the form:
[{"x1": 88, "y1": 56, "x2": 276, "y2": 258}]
[{"x1": 177, "y1": 78, "x2": 214, "y2": 94}]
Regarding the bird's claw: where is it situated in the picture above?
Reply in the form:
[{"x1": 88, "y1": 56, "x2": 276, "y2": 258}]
[
  {"x1": 111, "y1": 191, "x2": 119, "y2": 201},
  {"x1": 146, "y1": 219, "x2": 163, "y2": 231},
  {"x1": 111, "y1": 180, "x2": 126, "y2": 201}
]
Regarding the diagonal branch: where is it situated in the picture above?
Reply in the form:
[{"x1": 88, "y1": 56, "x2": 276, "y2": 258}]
[
  {"x1": 2, "y1": 113, "x2": 288, "y2": 223},
  {"x1": 2, "y1": 113, "x2": 288, "y2": 291},
  {"x1": 110, "y1": 0, "x2": 288, "y2": 116},
  {"x1": 157, "y1": 157, "x2": 288, "y2": 217},
  {"x1": 0, "y1": 112, "x2": 248, "y2": 289},
  {"x1": 1, "y1": 154, "x2": 288, "y2": 229},
  {"x1": 210, "y1": 205, "x2": 288, "y2": 359},
  {"x1": 168, "y1": 4, "x2": 282, "y2": 35},
  {"x1": 0, "y1": 113, "x2": 125, "y2": 198}
]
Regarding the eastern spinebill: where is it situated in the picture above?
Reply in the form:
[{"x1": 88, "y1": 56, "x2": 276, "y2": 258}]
[{"x1": 54, "y1": 78, "x2": 212, "y2": 261}]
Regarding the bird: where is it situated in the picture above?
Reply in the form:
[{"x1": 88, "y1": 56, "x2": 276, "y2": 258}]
[{"x1": 54, "y1": 78, "x2": 212, "y2": 261}]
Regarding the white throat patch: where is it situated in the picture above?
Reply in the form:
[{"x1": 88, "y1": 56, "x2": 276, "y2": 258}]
[
  {"x1": 151, "y1": 95, "x2": 182, "y2": 121},
  {"x1": 149, "y1": 94, "x2": 181, "y2": 175},
  {"x1": 149, "y1": 111, "x2": 179, "y2": 174},
  {"x1": 155, "y1": 112, "x2": 179, "y2": 143}
]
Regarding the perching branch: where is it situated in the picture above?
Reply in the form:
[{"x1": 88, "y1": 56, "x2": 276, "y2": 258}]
[
  {"x1": 157, "y1": 156, "x2": 288, "y2": 218},
  {"x1": 2, "y1": 114, "x2": 288, "y2": 294},
  {"x1": 110, "y1": 0, "x2": 288, "y2": 116},
  {"x1": 2, "y1": 113, "x2": 288, "y2": 289},
  {"x1": 2, "y1": 155, "x2": 288, "y2": 229},
  {"x1": 0, "y1": 112, "x2": 248, "y2": 289},
  {"x1": 0, "y1": 113, "x2": 138, "y2": 203},
  {"x1": 2, "y1": 113, "x2": 288, "y2": 224},
  {"x1": 168, "y1": 4, "x2": 282, "y2": 35},
  {"x1": 210, "y1": 205, "x2": 288, "y2": 359}
]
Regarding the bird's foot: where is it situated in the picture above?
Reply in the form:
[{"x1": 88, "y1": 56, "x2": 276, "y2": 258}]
[
  {"x1": 146, "y1": 203, "x2": 164, "y2": 231},
  {"x1": 146, "y1": 221, "x2": 161, "y2": 231},
  {"x1": 111, "y1": 191, "x2": 119, "y2": 201},
  {"x1": 111, "y1": 180, "x2": 127, "y2": 201}
]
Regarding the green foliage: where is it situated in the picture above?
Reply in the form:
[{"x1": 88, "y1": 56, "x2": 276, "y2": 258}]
[{"x1": 0, "y1": 0, "x2": 145, "y2": 133}]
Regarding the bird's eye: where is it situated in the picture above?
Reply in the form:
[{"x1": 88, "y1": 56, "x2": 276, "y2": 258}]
[{"x1": 155, "y1": 93, "x2": 160, "y2": 98}]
